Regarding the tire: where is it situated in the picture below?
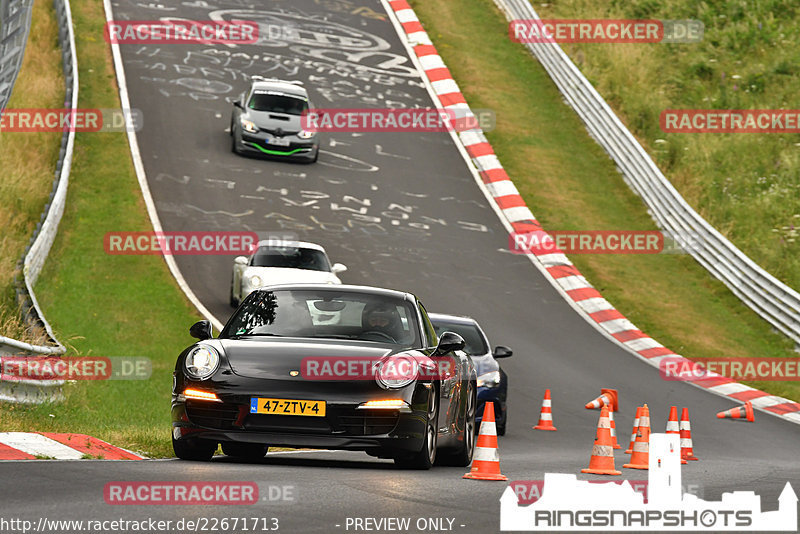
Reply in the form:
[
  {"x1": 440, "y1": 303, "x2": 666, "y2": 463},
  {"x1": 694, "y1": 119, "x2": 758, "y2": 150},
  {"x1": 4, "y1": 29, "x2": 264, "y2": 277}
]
[
  {"x1": 231, "y1": 131, "x2": 241, "y2": 154},
  {"x1": 311, "y1": 146, "x2": 319, "y2": 163},
  {"x1": 229, "y1": 277, "x2": 239, "y2": 308},
  {"x1": 436, "y1": 382, "x2": 476, "y2": 467},
  {"x1": 172, "y1": 436, "x2": 217, "y2": 461},
  {"x1": 394, "y1": 388, "x2": 438, "y2": 470},
  {"x1": 221, "y1": 442, "x2": 268, "y2": 461}
]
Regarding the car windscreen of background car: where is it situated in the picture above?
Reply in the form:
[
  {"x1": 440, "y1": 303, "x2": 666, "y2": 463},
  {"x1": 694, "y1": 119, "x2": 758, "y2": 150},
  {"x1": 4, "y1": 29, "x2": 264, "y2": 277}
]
[
  {"x1": 222, "y1": 290, "x2": 421, "y2": 347},
  {"x1": 248, "y1": 92, "x2": 308, "y2": 115},
  {"x1": 432, "y1": 321, "x2": 488, "y2": 356},
  {"x1": 250, "y1": 248, "x2": 330, "y2": 272}
]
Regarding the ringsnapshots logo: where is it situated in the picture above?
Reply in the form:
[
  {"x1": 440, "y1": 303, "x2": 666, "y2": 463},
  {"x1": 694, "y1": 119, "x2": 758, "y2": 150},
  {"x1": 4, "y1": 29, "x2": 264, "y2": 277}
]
[
  {"x1": 509, "y1": 19, "x2": 703, "y2": 44},
  {"x1": 500, "y1": 435, "x2": 797, "y2": 531},
  {"x1": 300, "y1": 108, "x2": 495, "y2": 133},
  {"x1": 0, "y1": 108, "x2": 142, "y2": 132},
  {"x1": 104, "y1": 20, "x2": 258, "y2": 44},
  {"x1": 104, "y1": 231, "x2": 258, "y2": 255},
  {"x1": 661, "y1": 109, "x2": 800, "y2": 133}
]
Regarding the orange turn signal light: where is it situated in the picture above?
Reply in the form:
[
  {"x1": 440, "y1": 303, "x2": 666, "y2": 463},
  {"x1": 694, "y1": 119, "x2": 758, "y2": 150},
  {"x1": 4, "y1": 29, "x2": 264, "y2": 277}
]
[
  {"x1": 183, "y1": 388, "x2": 221, "y2": 402},
  {"x1": 358, "y1": 399, "x2": 409, "y2": 411}
]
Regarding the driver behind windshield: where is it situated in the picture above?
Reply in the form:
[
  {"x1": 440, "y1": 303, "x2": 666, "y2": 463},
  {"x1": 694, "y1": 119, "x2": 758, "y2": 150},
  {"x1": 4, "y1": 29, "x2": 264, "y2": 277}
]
[{"x1": 361, "y1": 303, "x2": 405, "y2": 343}]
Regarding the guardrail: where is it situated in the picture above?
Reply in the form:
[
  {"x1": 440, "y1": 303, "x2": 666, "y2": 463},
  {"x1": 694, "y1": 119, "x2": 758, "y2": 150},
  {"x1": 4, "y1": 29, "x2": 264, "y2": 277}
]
[
  {"x1": 1, "y1": 0, "x2": 78, "y2": 403},
  {"x1": 495, "y1": 0, "x2": 800, "y2": 348},
  {"x1": 0, "y1": 0, "x2": 33, "y2": 112}
]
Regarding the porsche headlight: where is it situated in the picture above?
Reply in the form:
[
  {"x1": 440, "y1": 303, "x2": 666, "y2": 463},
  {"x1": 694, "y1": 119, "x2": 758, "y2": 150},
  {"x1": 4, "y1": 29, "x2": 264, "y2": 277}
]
[
  {"x1": 240, "y1": 118, "x2": 258, "y2": 133},
  {"x1": 184, "y1": 345, "x2": 220, "y2": 380},
  {"x1": 248, "y1": 274, "x2": 262, "y2": 288},
  {"x1": 477, "y1": 370, "x2": 501, "y2": 388},
  {"x1": 375, "y1": 354, "x2": 417, "y2": 389},
  {"x1": 297, "y1": 129, "x2": 315, "y2": 139}
]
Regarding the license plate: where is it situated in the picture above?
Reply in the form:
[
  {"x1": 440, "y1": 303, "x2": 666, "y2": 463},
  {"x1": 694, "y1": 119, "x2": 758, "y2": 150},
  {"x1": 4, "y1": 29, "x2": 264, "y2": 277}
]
[
  {"x1": 267, "y1": 137, "x2": 291, "y2": 146},
  {"x1": 250, "y1": 397, "x2": 326, "y2": 417}
]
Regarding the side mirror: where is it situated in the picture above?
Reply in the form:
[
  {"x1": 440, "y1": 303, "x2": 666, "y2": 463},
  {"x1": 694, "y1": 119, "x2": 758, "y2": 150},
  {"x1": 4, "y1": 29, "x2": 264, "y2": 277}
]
[
  {"x1": 434, "y1": 331, "x2": 465, "y2": 355},
  {"x1": 189, "y1": 320, "x2": 212, "y2": 340},
  {"x1": 492, "y1": 345, "x2": 513, "y2": 359},
  {"x1": 331, "y1": 263, "x2": 347, "y2": 274},
  {"x1": 234, "y1": 256, "x2": 248, "y2": 266},
  {"x1": 233, "y1": 100, "x2": 243, "y2": 109}
]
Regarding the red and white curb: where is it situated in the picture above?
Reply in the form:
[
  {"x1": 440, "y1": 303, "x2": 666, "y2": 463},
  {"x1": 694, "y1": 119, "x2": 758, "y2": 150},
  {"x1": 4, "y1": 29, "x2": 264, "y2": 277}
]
[
  {"x1": 382, "y1": 0, "x2": 800, "y2": 425},
  {"x1": 0, "y1": 432, "x2": 143, "y2": 460}
]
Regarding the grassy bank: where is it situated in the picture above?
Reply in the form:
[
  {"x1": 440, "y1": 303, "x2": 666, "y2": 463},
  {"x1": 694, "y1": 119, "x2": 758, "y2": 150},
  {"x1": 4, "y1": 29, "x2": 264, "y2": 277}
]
[
  {"x1": 0, "y1": 0, "x2": 201, "y2": 457},
  {"x1": 538, "y1": 0, "x2": 800, "y2": 292},
  {"x1": 0, "y1": 0, "x2": 63, "y2": 342},
  {"x1": 410, "y1": 0, "x2": 799, "y2": 401}
]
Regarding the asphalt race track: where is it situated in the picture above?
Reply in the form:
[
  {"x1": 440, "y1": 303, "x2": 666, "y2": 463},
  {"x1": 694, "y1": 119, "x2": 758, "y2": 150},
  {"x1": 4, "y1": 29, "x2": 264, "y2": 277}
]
[{"x1": 7, "y1": 0, "x2": 798, "y2": 532}]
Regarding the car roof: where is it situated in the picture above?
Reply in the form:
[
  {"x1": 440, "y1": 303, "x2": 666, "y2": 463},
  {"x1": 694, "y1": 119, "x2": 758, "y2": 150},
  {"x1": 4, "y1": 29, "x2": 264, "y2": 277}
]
[
  {"x1": 254, "y1": 240, "x2": 326, "y2": 252},
  {"x1": 428, "y1": 312, "x2": 479, "y2": 325},
  {"x1": 250, "y1": 79, "x2": 308, "y2": 98},
  {"x1": 252, "y1": 283, "x2": 415, "y2": 301}
]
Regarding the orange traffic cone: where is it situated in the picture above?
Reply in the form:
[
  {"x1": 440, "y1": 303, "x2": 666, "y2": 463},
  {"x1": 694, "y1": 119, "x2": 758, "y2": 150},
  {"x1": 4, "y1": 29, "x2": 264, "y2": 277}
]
[
  {"x1": 625, "y1": 406, "x2": 643, "y2": 454},
  {"x1": 666, "y1": 406, "x2": 688, "y2": 464},
  {"x1": 584, "y1": 388, "x2": 619, "y2": 412},
  {"x1": 533, "y1": 389, "x2": 557, "y2": 431},
  {"x1": 581, "y1": 405, "x2": 621, "y2": 475},
  {"x1": 716, "y1": 401, "x2": 754, "y2": 422},
  {"x1": 608, "y1": 410, "x2": 622, "y2": 449},
  {"x1": 679, "y1": 407, "x2": 698, "y2": 461},
  {"x1": 623, "y1": 404, "x2": 650, "y2": 470},
  {"x1": 463, "y1": 402, "x2": 507, "y2": 481}
]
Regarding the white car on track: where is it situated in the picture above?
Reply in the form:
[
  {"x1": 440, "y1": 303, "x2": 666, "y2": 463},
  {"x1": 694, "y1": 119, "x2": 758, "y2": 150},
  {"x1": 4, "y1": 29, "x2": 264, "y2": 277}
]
[{"x1": 230, "y1": 241, "x2": 347, "y2": 307}]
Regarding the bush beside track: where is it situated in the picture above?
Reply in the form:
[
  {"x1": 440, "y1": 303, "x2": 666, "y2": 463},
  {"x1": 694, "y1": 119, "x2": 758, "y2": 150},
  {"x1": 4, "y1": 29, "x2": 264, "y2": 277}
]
[
  {"x1": 0, "y1": 0, "x2": 202, "y2": 458},
  {"x1": 409, "y1": 0, "x2": 799, "y2": 402}
]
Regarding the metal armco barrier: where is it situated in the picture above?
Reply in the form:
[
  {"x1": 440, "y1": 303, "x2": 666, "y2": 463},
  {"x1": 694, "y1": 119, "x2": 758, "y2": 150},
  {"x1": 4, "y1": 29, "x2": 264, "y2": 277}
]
[
  {"x1": 496, "y1": 0, "x2": 800, "y2": 348},
  {"x1": 1, "y1": 0, "x2": 79, "y2": 402},
  {"x1": 0, "y1": 0, "x2": 33, "y2": 112}
]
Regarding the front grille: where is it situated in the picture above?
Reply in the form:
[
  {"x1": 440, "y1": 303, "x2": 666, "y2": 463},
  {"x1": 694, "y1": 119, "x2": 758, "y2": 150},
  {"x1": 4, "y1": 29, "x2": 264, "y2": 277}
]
[
  {"x1": 337, "y1": 409, "x2": 399, "y2": 436},
  {"x1": 243, "y1": 414, "x2": 332, "y2": 434},
  {"x1": 185, "y1": 400, "x2": 240, "y2": 430}
]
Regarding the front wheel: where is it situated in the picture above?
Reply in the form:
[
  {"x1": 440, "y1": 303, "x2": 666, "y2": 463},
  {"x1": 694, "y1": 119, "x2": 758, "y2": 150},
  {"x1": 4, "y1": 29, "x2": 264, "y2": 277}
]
[
  {"x1": 394, "y1": 388, "x2": 438, "y2": 470},
  {"x1": 172, "y1": 436, "x2": 217, "y2": 461},
  {"x1": 436, "y1": 382, "x2": 476, "y2": 467}
]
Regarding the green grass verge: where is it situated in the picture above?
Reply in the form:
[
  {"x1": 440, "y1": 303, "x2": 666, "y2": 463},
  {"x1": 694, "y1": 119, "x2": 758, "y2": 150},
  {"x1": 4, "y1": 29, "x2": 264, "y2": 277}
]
[
  {"x1": 0, "y1": 0, "x2": 64, "y2": 343},
  {"x1": 539, "y1": 0, "x2": 800, "y2": 291},
  {"x1": 0, "y1": 0, "x2": 202, "y2": 458},
  {"x1": 410, "y1": 0, "x2": 799, "y2": 401}
]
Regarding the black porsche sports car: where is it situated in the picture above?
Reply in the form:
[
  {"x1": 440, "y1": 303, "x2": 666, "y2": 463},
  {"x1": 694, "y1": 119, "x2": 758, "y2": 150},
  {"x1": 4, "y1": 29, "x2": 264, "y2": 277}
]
[
  {"x1": 172, "y1": 284, "x2": 477, "y2": 469},
  {"x1": 229, "y1": 76, "x2": 319, "y2": 163}
]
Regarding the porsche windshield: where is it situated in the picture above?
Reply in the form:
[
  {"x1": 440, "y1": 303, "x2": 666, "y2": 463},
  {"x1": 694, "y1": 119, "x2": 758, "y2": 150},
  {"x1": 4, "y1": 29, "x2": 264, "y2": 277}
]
[
  {"x1": 250, "y1": 247, "x2": 330, "y2": 272},
  {"x1": 222, "y1": 289, "x2": 421, "y2": 347},
  {"x1": 248, "y1": 92, "x2": 308, "y2": 115}
]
